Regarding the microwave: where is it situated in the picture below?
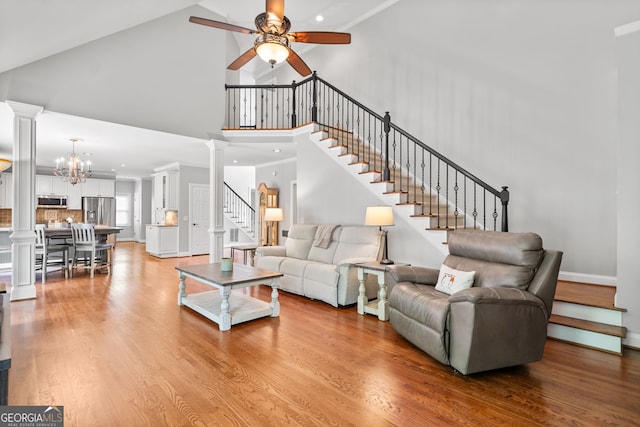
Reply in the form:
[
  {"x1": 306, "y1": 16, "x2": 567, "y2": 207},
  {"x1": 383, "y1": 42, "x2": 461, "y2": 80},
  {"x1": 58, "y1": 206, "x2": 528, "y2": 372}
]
[{"x1": 37, "y1": 196, "x2": 68, "y2": 209}]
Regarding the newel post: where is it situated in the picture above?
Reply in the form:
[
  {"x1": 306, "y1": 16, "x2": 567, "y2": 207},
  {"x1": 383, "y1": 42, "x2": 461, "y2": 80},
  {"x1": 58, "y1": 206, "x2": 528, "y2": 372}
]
[
  {"x1": 291, "y1": 80, "x2": 297, "y2": 128},
  {"x1": 311, "y1": 71, "x2": 318, "y2": 123},
  {"x1": 383, "y1": 112, "x2": 391, "y2": 182},
  {"x1": 500, "y1": 186, "x2": 510, "y2": 232}
]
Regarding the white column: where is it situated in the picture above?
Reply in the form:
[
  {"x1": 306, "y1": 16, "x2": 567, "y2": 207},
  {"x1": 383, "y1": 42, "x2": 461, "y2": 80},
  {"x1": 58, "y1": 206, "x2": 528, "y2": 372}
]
[
  {"x1": 206, "y1": 140, "x2": 227, "y2": 263},
  {"x1": 7, "y1": 101, "x2": 42, "y2": 301}
]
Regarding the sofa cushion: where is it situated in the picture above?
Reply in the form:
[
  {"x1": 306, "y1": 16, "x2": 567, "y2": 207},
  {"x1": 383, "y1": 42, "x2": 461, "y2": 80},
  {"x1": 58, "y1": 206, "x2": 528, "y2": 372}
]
[
  {"x1": 279, "y1": 258, "x2": 309, "y2": 277},
  {"x1": 307, "y1": 228, "x2": 341, "y2": 264},
  {"x1": 303, "y1": 263, "x2": 341, "y2": 306},
  {"x1": 332, "y1": 226, "x2": 381, "y2": 265},
  {"x1": 284, "y1": 224, "x2": 318, "y2": 260},
  {"x1": 257, "y1": 256, "x2": 287, "y2": 272},
  {"x1": 435, "y1": 265, "x2": 475, "y2": 295}
]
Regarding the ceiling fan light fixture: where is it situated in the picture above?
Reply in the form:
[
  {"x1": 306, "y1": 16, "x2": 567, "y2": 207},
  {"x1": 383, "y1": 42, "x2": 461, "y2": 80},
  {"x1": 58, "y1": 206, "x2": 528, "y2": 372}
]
[{"x1": 255, "y1": 33, "x2": 290, "y2": 65}]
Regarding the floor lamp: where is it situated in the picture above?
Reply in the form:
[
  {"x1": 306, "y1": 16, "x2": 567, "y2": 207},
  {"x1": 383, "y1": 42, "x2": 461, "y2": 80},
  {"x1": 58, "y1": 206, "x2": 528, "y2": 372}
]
[
  {"x1": 264, "y1": 208, "x2": 284, "y2": 246},
  {"x1": 365, "y1": 206, "x2": 394, "y2": 265}
]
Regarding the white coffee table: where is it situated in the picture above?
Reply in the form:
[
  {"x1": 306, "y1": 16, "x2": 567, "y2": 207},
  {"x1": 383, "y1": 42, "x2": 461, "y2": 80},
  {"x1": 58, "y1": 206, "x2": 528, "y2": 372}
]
[{"x1": 176, "y1": 262, "x2": 283, "y2": 331}]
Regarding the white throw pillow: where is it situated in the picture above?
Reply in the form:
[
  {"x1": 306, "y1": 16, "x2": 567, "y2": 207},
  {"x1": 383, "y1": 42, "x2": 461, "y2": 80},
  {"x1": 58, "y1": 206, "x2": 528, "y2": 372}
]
[{"x1": 435, "y1": 264, "x2": 476, "y2": 295}]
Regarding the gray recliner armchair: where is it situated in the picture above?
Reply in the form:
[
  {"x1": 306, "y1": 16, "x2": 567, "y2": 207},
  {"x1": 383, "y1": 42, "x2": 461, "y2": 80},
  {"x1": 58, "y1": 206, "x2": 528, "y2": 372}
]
[{"x1": 388, "y1": 229, "x2": 563, "y2": 375}]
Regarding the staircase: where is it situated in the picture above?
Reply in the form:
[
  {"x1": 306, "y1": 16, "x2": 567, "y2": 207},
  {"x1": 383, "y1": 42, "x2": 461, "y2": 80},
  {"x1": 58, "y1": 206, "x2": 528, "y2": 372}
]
[
  {"x1": 223, "y1": 182, "x2": 256, "y2": 243},
  {"x1": 310, "y1": 127, "x2": 465, "y2": 251},
  {"x1": 548, "y1": 281, "x2": 627, "y2": 355},
  {"x1": 224, "y1": 72, "x2": 510, "y2": 247}
]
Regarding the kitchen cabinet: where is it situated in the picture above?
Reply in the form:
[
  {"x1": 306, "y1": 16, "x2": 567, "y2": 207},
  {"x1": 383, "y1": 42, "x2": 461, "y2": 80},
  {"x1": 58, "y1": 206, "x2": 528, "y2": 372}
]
[
  {"x1": 145, "y1": 225, "x2": 178, "y2": 258},
  {"x1": 153, "y1": 171, "x2": 178, "y2": 210},
  {"x1": 66, "y1": 182, "x2": 82, "y2": 210},
  {"x1": 0, "y1": 174, "x2": 12, "y2": 208},
  {"x1": 36, "y1": 175, "x2": 67, "y2": 196},
  {"x1": 82, "y1": 178, "x2": 115, "y2": 197}
]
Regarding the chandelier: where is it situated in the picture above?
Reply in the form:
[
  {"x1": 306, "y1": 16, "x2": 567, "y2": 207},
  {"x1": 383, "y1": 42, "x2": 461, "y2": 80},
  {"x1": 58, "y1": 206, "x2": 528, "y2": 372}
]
[{"x1": 53, "y1": 138, "x2": 92, "y2": 185}]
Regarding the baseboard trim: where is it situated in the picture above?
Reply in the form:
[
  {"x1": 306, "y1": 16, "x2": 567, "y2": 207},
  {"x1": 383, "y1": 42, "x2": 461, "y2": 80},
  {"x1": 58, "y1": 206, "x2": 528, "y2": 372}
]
[
  {"x1": 623, "y1": 332, "x2": 640, "y2": 350},
  {"x1": 558, "y1": 271, "x2": 617, "y2": 286}
]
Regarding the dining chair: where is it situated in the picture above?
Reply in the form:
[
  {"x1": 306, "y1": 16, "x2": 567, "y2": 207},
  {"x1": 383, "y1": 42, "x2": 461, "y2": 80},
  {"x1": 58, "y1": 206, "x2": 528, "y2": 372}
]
[
  {"x1": 71, "y1": 223, "x2": 114, "y2": 279},
  {"x1": 34, "y1": 224, "x2": 70, "y2": 284}
]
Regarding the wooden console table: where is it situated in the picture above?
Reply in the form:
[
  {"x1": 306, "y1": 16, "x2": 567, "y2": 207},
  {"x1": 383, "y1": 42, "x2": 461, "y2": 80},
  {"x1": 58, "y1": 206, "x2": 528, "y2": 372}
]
[{"x1": 176, "y1": 263, "x2": 283, "y2": 331}]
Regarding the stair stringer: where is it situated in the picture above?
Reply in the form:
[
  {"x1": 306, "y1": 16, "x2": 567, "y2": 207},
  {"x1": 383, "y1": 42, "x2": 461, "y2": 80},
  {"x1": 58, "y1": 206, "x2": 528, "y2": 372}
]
[{"x1": 306, "y1": 128, "x2": 449, "y2": 256}]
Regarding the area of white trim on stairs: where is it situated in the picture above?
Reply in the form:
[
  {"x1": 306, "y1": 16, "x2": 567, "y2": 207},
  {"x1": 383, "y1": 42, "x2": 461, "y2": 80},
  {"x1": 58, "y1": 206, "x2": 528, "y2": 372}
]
[{"x1": 558, "y1": 271, "x2": 617, "y2": 286}]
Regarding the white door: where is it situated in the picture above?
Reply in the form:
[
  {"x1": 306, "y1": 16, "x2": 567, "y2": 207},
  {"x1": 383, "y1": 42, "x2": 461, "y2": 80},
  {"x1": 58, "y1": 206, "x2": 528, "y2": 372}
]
[{"x1": 190, "y1": 184, "x2": 210, "y2": 255}]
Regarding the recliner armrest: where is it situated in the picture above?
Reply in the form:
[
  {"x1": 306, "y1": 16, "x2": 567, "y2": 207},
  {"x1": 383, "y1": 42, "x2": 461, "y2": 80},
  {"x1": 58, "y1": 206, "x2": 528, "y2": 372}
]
[
  {"x1": 255, "y1": 246, "x2": 286, "y2": 257},
  {"x1": 449, "y1": 287, "x2": 547, "y2": 314},
  {"x1": 387, "y1": 265, "x2": 439, "y2": 285}
]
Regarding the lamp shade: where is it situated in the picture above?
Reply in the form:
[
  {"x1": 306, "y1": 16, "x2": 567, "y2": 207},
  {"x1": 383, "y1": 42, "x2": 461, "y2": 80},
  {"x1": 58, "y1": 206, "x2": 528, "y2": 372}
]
[
  {"x1": 365, "y1": 206, "x2": 394, "y2": 227},
  {"x1": 264, "y1": 208, "x2": 284, "y2": 222}
]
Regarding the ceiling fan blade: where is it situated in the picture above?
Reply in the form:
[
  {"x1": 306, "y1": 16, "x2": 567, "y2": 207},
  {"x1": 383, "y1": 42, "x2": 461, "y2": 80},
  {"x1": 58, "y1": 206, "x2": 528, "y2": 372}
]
[
  {"x1": 288, "y1": 31, "x2": 351, "y2": 44},
  {"x1": 189, "y1": 16, "x2": 256, "y2": 35},
  {"x1": 286, "y1": 49, "x2": 312, "y2": 77},
  {"x1": 266, "y1": 0, "x2": 285, "y2": 22},
  {"x1": 228, "y1": 48, "x2": 258, "y2": 70}
]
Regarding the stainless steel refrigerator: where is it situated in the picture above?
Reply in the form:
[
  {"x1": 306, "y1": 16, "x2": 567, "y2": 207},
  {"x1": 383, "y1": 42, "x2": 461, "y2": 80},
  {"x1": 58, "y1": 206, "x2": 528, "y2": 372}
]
[{"x1": 82, "y1": 197, "x2": 116, "y2": 226}]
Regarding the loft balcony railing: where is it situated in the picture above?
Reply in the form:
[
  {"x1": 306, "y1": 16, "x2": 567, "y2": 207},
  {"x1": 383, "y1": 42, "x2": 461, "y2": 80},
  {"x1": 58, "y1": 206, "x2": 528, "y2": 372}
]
[{"x1": 225, "y1": 73, "x2": 509, "y2": 232}]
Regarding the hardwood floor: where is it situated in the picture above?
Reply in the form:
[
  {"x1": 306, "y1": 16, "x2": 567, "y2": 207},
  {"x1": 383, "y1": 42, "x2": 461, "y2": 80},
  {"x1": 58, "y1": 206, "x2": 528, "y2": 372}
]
[{"x1": 7, "y1": 242, "x2": 640, "y2": 426}]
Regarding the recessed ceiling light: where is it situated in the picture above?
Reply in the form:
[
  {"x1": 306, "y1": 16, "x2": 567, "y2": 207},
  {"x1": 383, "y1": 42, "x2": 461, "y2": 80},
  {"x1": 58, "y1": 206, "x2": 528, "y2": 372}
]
[
  {"x1": 315, "y1": 15, "x2": 324, "y2": 22},
  {"x1": 233, "y1": 160, "x2": 238, "y2": 163},
  {"x1": 111, "y1": 168, "x2": 116, "y2": 172},
  {"x1": 273, "y1": 149, "x2": 282, "y2": 153}
]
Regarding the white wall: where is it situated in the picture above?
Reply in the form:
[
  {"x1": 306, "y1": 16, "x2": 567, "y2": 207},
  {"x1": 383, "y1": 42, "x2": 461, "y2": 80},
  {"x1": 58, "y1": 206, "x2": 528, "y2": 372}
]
[
  {"x1": 268, "y1": 0, "x2": 640, "y2": 339},
  {"x1": 295, "y1": 133, "x2": 444, "y2": 267},
  {"x1": 615, "y1": 24, "x2": 640, "y2": 347},
  {"x1": 224, "y1": 166, "x2": 255, "y2": 202},
  {"x1": 255, "y1": 159, "x2": 296, "y2": 246},
  {"x1": 0, "y1": 5, "x2": 227, "y2": 141},
  {"x1": 272, "y1": 0, "x2": 640, "y2": 277}
]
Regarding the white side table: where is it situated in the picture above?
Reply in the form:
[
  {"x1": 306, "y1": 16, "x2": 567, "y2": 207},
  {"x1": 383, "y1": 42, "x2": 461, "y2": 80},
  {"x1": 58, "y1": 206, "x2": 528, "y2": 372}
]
[{"x1": 356, "y1": 262, "x2": 408, "y2": 321}]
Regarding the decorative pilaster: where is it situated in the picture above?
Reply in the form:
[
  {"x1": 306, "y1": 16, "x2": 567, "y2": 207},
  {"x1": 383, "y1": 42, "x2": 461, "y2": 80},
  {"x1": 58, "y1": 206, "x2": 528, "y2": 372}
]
[
  {"x1": 206, "y1": 140, "x2": 227, "y2": 263},
  {"x1": 6, "y1": 101, "x2": 42, "y2": 301}
]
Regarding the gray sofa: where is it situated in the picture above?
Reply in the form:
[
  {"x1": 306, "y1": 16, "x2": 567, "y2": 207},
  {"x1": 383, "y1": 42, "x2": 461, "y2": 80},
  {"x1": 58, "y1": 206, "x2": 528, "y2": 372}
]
[
  {"x1": 387, "y1": 229, "x2": 563, "y2": 375},
  {"x1": 256, "y1": 224, "x2": 382, "y2": 307}
]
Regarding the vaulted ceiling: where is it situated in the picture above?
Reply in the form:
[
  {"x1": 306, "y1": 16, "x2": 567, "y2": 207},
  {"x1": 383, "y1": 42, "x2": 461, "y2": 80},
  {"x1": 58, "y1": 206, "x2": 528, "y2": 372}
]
[{"x1": 0, "y1": 0, "x2": 395, "y2": 178}]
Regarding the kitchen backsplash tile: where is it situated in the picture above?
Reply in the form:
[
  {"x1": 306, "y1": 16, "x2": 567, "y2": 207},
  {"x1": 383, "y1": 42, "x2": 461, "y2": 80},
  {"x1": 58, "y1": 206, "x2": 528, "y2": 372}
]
[{"x1": 0, "y1": 208, "x2": 83, "y2": 227}]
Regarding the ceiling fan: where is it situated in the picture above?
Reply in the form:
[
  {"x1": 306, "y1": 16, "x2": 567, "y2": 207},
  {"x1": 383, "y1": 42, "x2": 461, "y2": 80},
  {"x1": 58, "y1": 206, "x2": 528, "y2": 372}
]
[{"x1": 189, "y1": 0, "x2": 351, "y2": 76}]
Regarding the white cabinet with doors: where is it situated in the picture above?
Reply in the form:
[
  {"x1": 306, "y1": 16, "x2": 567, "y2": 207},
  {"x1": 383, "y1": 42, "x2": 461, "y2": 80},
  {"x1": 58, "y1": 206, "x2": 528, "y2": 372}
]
[
  {"x1": 82, "y1": 178, "x2": 115, "y2": 197},
  {"x1": 66, "y1": 182, "x2": 83, "y2": 210},
  {"x1": 153, "y1": 171, "x2": 178, "y2": 211},
  {"x1": 36, "y1": 175, "x2": 67, "y2": 196},
  {"x1": 145, "y1": 225, "x2": 178, "y2": 258}
]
